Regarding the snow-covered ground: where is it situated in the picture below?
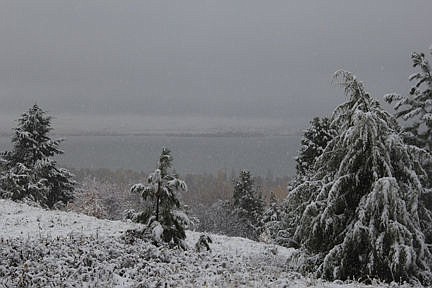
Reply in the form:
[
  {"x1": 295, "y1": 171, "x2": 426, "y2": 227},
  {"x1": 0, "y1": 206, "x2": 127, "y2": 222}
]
[{"x1": 0, "y1": 199, "x2": 419, "y2": 287}]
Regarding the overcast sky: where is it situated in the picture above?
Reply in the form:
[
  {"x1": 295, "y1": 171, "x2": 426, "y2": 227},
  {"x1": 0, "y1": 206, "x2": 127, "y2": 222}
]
[{"x1": 0, "y1": 0, "x2": 431, "y2": 133}]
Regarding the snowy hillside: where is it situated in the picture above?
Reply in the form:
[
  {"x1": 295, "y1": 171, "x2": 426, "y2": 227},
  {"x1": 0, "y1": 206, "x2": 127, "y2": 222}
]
[{"x1": 0, "y1": 200, "x2": 418, "y2": 287}]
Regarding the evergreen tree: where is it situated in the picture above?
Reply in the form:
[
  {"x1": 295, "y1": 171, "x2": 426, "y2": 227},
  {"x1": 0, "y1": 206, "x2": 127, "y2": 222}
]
[
  {"x1": 130, "y1": 148, "x2": 189, "y2": 248},
  {"x1": 0, "y1": 104, "x2": 75, "y2": 208},
  {"x1": 261, "y1": 192, "x2": 284, "y2": 243},
  {"x1": 384, "y1": 49, "x2": 432, "y2": 151},
  {"x1": 290, "y1": 71, "x2": 432, "y2": 284},
  {"x1": 276, "y1": 117, "x2": 335, "y2": 246},
  {"x1": 232, "y1": 170, "x2": 264, "y2": 240},
  {"x1": 295, "y1": 116, "x2": 336, "y2": 177}
]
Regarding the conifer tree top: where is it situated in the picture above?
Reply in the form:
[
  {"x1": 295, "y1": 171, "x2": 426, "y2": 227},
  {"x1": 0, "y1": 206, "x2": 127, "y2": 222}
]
[
  {"x1": 384, "y1": 49, "x2": 432, "y2": 151},
  {"x1": 6, "y1": 104, "x2": 63, "y2": 167},
  {"x1": 158, "y1": 147, "x2": 172, "y2": 178}
]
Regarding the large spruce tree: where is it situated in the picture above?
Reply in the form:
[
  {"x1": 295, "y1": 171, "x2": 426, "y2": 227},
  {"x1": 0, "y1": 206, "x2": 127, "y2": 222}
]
[
  {"x1": 130, "y1": 148, "x2": 189, "y2": 248},
  {"x1": 384, "y1": 47, "x2": 432, "y2": 251},
  {"x1": 290, "y1": 71, "x2": 432, "y2": 284},
  {"x1": 0, "y1": 104, "x2": 75, "y2": 208}
]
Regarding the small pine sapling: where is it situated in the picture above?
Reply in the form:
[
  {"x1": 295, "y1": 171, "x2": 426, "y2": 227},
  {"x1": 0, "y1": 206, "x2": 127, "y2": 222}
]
[{"x1": 131, "y1": 148, "x2": 189, "y2": 248}]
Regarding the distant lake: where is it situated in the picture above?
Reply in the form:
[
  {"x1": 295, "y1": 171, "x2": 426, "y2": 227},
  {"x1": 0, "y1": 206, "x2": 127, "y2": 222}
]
[{"x1": 0, "y1": 134, "x2": 300, "y2": 177}]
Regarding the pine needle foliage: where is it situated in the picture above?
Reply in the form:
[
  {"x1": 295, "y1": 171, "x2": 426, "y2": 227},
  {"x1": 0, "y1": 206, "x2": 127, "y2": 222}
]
[
  {"x1": 384, "y1": 49, "x2": 432, "y2": 152},
  {"x1": 232, "y1": 170, "x2": 265, "y2": 240},
  {"x1": 295, "y1": 116, "x2": 336, "y2": 178}
]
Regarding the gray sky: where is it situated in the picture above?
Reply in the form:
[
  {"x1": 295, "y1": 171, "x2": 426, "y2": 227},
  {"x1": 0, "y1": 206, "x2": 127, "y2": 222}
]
[{"x1": 0, "y1": 0, "x2": 431, "y2": 134}]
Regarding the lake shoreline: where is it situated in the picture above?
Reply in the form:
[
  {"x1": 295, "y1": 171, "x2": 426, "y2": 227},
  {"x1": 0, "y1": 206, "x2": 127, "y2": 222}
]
[{"x1": 0, "y1": 134, "x2": 300, "y2": 178}]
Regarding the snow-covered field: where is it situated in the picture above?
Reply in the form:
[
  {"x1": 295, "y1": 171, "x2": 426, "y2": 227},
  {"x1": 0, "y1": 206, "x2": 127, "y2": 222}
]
[{"x1": 0, "y1": 200, "x2": 418, "y2": 287}]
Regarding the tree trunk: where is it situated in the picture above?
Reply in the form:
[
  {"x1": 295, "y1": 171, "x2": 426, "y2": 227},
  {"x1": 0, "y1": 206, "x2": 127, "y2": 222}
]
[{"x1": 155, "y1": 180, "x2": 161, "y2": 221}]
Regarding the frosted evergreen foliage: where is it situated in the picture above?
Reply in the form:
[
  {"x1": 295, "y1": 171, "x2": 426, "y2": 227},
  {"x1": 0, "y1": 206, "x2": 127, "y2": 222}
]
[
  {"x1": 383, "y1": 49, "x2": 432, "y2": 242},
  {"x1": 232, "y1": 170, "x2": 264, "y2": 240},
  {"x1": 384, "y1": 49, "x2": 432, "y2": 151},
  {"x1": 261, "y1": 192, "x2": 293, "y2": 245},
  {"x1": 291, "y1": 71, "x2": 432, "y2": 284},
  {"x1": 280, "y1": 116, "x2": 335, "y2": 244},
  {"x1": 281, "y1": 180, "x2": 321, "y2": 246},
  {"x1": 261, "y1": 192, "x2": 281, "y2": 242},
  {"x1": 130, "y1": 148, "x2": 189, "y2": 248},
  {"x1": 295, "y1": 116, "x2": 336, "y2": 177},
  {"x1": 0, "y1": 104, "x2": 75, "y2": 208}
]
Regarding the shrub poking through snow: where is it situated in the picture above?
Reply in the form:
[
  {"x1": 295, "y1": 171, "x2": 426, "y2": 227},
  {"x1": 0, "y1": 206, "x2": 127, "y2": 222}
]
[
  {"x1": 288, "y1": 71, "x2": 432, "y2": 284},
  {"x1": 195, "y1": 234, "x2": 213, "y2": 252},
  {"x1": 130, "y1": 148, "x2": 189, "y2": 248}
]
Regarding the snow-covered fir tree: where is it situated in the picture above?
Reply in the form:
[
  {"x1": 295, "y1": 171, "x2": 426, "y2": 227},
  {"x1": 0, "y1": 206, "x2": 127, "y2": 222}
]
[
  {"x1": 289, "y1": 71, "x2": 432, "y2": 284},
  {"x1": 274, "y1": 117, "x2": 335, "y2": 247},
  {"x1": 295, "y1": 116, "x2": 335, "y2": 178},
  {"x1": 232, "y1": 170, "x2": 264, "y2": 240},
  {"x1": 0, "y1": 104, "x2": 75, "y2": 208},
  {"x1": 130, "y1": 148, "x2": 189, "y2": 248},
  {"x1": 384, "y1": 49, "x2": 432, "y2": 152}
]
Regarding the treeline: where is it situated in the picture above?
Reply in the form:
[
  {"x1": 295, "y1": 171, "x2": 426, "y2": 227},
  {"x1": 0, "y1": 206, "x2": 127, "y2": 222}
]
[{"x1": 69, "y1": 167, "x2": 289, "y2": 220}]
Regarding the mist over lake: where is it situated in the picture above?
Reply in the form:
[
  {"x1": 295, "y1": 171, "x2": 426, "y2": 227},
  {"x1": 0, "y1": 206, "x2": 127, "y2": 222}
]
[{"x1": 0, "y1": 134, "x2": 300, "y2": 177}]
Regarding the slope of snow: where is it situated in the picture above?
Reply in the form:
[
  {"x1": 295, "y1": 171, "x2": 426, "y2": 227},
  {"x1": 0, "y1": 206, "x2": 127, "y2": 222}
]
[
  {"x1": 0, "y1": 200, "x2": 419, "y2": 287},
  {"x1": 0, "y1": 200, "x2": 140, "y2": 240}
]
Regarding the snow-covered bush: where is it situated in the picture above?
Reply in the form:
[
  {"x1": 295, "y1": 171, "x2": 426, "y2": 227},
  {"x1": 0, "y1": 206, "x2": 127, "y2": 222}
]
[
  {"x1": 130, "y1": 148, "x2": 189, "y2": 248},
  {"x1": 195, "y1": 234, "x2": 213, "y2": 252},
  {"x1": 0, "y1": 104, "x2": 75, "y2": 208},
  {"x1": 67, "y1": 178, "x2": 108, "y2": 219},
  {"x1": 288, "y1": 71, "x2": 432, "y2": 284},
  {"x1": 193, "y1": 200, "x2": 249, "y2": 239},
  {"x1": 71, "y1": 169, "x2": 147, "y2": 220}
]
